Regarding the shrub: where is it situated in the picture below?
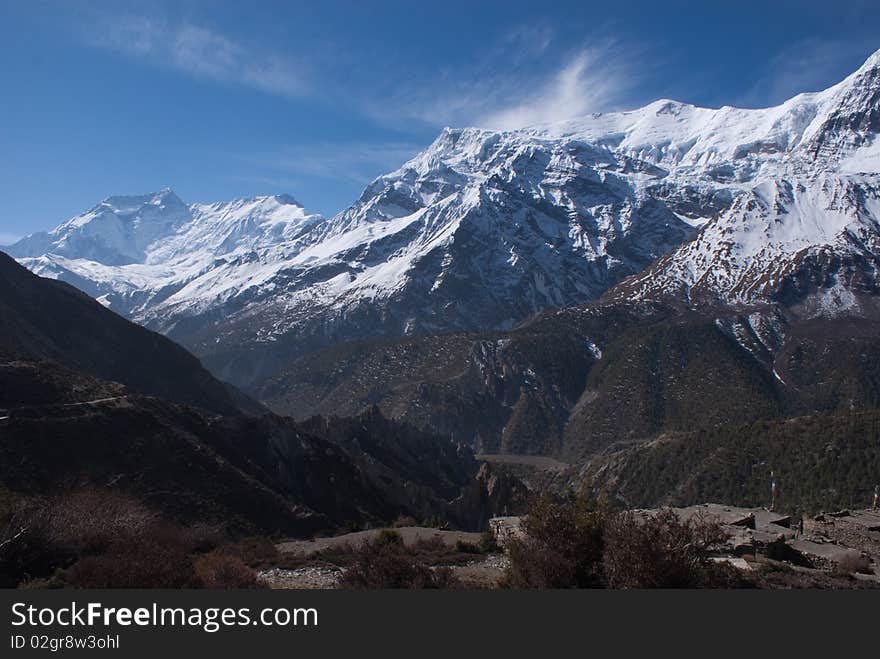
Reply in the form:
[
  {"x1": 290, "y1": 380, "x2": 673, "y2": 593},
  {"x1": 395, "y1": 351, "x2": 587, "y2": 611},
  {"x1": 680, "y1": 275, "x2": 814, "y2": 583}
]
[
  {"x1": 193, "y1": 551, "x2": 259, "y2": 589},
  {"x1": 0, "y1": 496, "x2": 70, "y2": 588},
  {"x1": 0, "y1": 487, "x2": 237, "y2": 588},
  {"x1": 478, "y1": 528, "x2": 499, "y2": 554},
  {"x1": 503, "y1": 492, "x2": 607, "y2": 589},
  {"x1": 835, "y1": 553, "x2": 872, "y2": 576},
  {"x1": 603, "y1": 509, "x2": 738, "y2": 588},
  {"x1": 180, "y1": 523, "x2": 226, "y2": 554},
  {"x1": 47, "y1": 488, "x2": 158, "y2": 556},
  {"x1": 1, "y1": 487, "x2": 166, "y2": 587},
  {"x1": 339, "y1": 531, "x2": 459, "y2": 589},
  {"x1": 64, "y1": 539, "x2": 198, "y2": 589},
  {"x1": 452, "y1": 529, "x2": 499, "y2": 555},
  {"x1": 502, "y1": 496, "x2": 751, "y2": 589},
  {"x1": 216, "y1": 536, "x2": 280, "y2": 568},
  {"x1": 392, "y1": 515, "x2": 418, "y2": 528},
  {"x1": 455, "y1": 540, "x2": 482, "y2": 554},
  {"x1": 410, "y1": 534, "x2": 448, "y2": 552}
]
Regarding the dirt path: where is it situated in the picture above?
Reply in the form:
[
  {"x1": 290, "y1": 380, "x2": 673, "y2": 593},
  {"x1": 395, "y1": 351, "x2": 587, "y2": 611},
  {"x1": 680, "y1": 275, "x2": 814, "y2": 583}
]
[
  {"x1": 0, "y1": 396, "x2": 126, "y2": 420},
  {"x1": 60, "y1": 396, "x2": 125, "y2": 407}
]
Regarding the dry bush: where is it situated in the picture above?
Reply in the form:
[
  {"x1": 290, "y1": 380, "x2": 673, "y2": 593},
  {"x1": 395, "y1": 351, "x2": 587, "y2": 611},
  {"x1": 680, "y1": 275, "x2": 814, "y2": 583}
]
[
  {"x1": 505, "y1": 537, "x2": 579, "y2": 588},
  {"x1": 339, "y1": 531, "x2": 459, "y2": 589},
  {"x1": 835, "y1": 553, "x2": 872, "y2": 576},
  {"x1": 410, "y1": 534, "x2": 448, "y2": 555},
  {"x1": 392, "y1": 515, "x2": 418, "y2": 528},
  {"x1": 216, "y1": 536, "x2": 280, "y2": 568},
  {"x1": 64, "y1": 538, "x2": 198, "y2": 589},
  {"x1": 310, "y1": 541, "x2": 360, "y2": 567},
  {"x1": 1, "y1": 487, "x2": 165, "y2": 586},
  {"x1": 0, "y1": 496, "x2": 68, "y2": 587},
  {"x1": 179, "y1": 523, "x2": 227, "y2": 554},
  {"x1": 47, "y1": 488, "x2": 158, "y2": 555},
  {"x1": 603, "y1": 509, "x2": 739, "y2": 588},
  {"x1": 0, "y1": 487, "x2": 237, "y2": 588},
  {"x1": 193, "y1": 551, "x2": 259, "y2": 589},
  {"x1": 455, "y1": 540, "x2": 482, "y2": 554},
  {"x1": 62, "y1": 516, "x2": 244, "y2": 589},
  {"x1": 478, "y1": 528, "x2": 499, "y2": 554},
  {"x1": 503, "y1": 493, "x2": 607, "y2": 589},
  {"x1": 454, "y1": 529, "x2": 499, "y2": 555},
  {"x1": 502, "y1": 497, "x2": 752, "y2": 589}
]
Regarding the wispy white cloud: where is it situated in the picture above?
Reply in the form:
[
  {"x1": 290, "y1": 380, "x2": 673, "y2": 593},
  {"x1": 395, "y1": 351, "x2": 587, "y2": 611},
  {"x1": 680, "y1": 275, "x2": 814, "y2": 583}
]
[
  {"x1": 480, "y1": 47, "x2": 635, "y2": 130},
  {"x1": 363, "y1": 37, "x2": 644, "y2": 131},
  {"x1": 84, "y1": 15, "x2": 309, "y2": 99}
]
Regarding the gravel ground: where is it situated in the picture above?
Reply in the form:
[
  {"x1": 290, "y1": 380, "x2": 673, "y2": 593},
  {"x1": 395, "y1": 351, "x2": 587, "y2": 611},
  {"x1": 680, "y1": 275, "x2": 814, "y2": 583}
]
[
  {"x1": 258, "y1": 566, "x2": 343, "y2": 589},
  {"x1": 448, "y1": 553, "x2": 510, "y2": 588},
  {"x1": 258, "y1": 554, "x2": 509, "y2": 590}
]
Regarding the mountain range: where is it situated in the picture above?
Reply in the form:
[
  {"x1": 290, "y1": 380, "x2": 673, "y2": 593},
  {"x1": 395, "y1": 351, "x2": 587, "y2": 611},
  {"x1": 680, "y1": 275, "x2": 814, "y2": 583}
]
[{"x1": 6, "y1": 49, "x2": 880, "y2": 511}]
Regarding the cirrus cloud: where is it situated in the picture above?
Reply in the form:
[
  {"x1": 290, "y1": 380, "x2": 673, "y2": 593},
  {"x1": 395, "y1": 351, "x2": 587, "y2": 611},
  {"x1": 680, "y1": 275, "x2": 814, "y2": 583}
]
[{"x1": 84, "y1": 14, "x2": 310, "y2": 99}]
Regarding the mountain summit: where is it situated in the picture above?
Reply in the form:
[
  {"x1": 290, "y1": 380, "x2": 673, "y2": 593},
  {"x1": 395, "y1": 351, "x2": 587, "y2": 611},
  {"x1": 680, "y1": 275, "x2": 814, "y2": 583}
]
[
  {"x1": 9, "y1": 188, "x2": 191, "y2": 265},
  {"x1": 9, "y1": 49, "x2": 880, "y2": 388}
]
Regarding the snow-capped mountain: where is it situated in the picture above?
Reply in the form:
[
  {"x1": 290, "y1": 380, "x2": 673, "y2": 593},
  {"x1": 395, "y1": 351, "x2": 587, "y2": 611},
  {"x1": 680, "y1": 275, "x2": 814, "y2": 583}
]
[
  {"x1": 10, "y1": 189, "x2": 192, "y2": 266},
  {"x1": 608, "y1": 50, "x2": 880, "y2": 312},
  {"x1": 9, "y1": 190, "x2": 321, "y2": 317},
  {"x1": 8, "y1": 49, "x2": 880, "y2": 388},
  {"x1": 611, "y1": 174, "x2": 880, "y2": 316}
]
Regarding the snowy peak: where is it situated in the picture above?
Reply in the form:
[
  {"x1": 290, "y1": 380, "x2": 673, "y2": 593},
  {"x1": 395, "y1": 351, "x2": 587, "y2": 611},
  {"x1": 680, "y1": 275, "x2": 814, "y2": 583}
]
[
  {"x1": 853, "y1": 47, "x2": 880, "y2": 75},
  {"x1": 9, "y1": 190, "x2": 321, "y2": 267},
  {"x1": 600, "y1": 50, "x2": 880, "y2": 312},
  {"x1": 806, "y1": 51, "x2": 880, "y2": 169},
  {"x1": 502, "y1": 48, "x2": 880, "y2": 182},
  {"x1": 71, "y1": 188, "x2": 190, "y2": 231},
  {"x1": 97, "y1": 187, "x2": 184, "y2": 213},
  {"x1": 8, "y1": 189, "x2": 324, "y2": 328},
  {"x1": 166, "y1": 194, "x2": 321, "y2": 259},
  {"x1": 8, "y1": 188, "x2": 192, "y2": 265}
]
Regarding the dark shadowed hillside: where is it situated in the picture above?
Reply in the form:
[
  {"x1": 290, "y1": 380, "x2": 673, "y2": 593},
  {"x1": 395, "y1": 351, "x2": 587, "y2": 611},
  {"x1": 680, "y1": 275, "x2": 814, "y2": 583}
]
[
  {"x1": 0, "y1": 251, "x2": 259, "y2": 416},
  {"x1": 0, "y1": 357, "x2": 524, "y2": 536}
]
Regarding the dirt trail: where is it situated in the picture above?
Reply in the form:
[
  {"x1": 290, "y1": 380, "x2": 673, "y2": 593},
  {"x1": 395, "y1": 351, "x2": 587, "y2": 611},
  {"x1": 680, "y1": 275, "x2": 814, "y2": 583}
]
[
  {"x1": 60, "y1": 396, "x2": 125, "y2": 407},
  {"x1": 0, "y1": 396, "x2": 126, "y2": 420}
]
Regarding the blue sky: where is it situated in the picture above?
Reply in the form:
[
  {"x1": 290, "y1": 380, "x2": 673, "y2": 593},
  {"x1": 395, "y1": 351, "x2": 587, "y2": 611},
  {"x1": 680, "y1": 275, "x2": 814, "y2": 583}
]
[{"x1": 2, "y1": 0, "x2": 880, "y2": 244}]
